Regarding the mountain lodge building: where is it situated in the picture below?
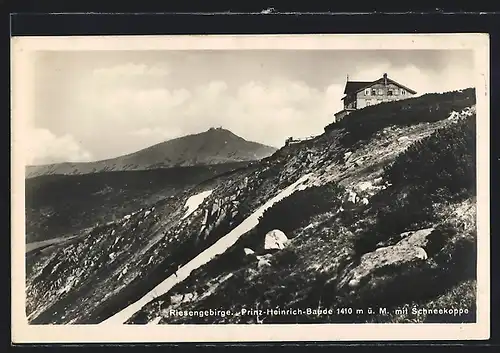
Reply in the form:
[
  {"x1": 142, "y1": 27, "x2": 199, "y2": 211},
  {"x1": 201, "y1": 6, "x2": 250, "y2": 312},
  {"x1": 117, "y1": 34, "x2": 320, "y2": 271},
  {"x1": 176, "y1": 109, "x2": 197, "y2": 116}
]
[{"x1": 333, "y1": 73, "x2": 417, "y2": 122}]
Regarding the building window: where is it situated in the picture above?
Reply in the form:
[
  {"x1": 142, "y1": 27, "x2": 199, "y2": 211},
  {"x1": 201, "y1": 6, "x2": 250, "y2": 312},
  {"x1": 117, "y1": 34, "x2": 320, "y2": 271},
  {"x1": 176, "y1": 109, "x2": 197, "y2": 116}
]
[
  {"x1": 378, "y1": 88, "x2": 383, "y2": 95},
  {"x1": 371, "y1": 89, "x2": 377, "y2": 95},
  {"x1": 364, "y1": 89, "x2": 370, "y2": 96},
  {"x1": 366, "y1": 100, "x2": 372, "y2": 106},
  {"x1": 401, "y1": 89, "x2": 406, "y2": 95},
  {"x1": 388, "y1": 90, "x2": 393, "y2": 96},
  {"x1": 393, "y1": 89, "x2": 399, "y2": 95}
]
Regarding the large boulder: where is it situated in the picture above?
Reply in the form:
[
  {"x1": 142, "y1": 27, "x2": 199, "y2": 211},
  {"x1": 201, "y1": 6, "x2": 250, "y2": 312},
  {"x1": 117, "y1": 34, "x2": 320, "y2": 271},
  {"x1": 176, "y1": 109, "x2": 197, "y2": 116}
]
[
  {"x1": 264, "y1": 229, "x2": 289, "y2": 251},
  {"x1": 338, "y1": 244, "x2": 429, "y2": 293},
  {"x1": 336, "y1": 229, "x2": 436, "y2": 308}
]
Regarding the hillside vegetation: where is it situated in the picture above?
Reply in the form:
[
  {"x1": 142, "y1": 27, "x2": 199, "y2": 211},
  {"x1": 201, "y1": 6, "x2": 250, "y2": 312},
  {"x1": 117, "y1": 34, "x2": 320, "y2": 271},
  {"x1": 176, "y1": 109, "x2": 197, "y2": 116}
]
[
  {"x1": 25, "y1": 88, "x2": 478, "y2": 325},
  {"x1": 26, "y1": 162, "x2": 251, "y2": 244}
]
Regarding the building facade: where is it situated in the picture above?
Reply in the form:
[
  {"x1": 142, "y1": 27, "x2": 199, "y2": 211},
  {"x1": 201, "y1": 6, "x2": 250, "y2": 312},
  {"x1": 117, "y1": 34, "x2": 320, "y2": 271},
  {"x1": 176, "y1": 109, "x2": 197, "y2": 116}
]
[{"x1": 334, "y1": 73, "x2": 417, "y2": 122}]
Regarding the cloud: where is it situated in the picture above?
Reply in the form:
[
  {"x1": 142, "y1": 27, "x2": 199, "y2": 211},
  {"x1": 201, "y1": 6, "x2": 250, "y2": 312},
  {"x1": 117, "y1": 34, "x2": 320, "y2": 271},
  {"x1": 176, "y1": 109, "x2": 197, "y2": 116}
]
[
  {"x1": 46, "y1": 60, "x2": 476, "y2": 161},
  {"x1": 25, "y1": 128, "x2": 92, "y2": 165},
  {"x1": 74, "y1": 77, "x2": 343, "y2": 152},
  {"x1": 351, "y1": 62, "x2": 475, "y2": 97}
]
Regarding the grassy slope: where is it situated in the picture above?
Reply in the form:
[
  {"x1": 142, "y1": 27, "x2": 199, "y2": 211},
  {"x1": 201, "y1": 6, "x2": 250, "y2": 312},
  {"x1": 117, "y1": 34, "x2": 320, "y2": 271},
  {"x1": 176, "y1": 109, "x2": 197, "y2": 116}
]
[
  {"x1": 26, "y1": 162, "x2": 262, "y2": 324},
  {"x1": 25, "y1": 162, "x2": 250, "y2": 243},
  {"x1": 127, "y1": 88, "x2": 477, "y2": 324},
  {"x1": 26, "y1": 88, "x2": 477, "y2": 325}
]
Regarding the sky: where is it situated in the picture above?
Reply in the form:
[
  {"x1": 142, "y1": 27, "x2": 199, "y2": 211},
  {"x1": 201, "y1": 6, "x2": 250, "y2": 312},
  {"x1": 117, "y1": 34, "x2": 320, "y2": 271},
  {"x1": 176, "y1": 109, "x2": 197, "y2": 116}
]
[{"x1": 28, "y1": 49, "x2": 476, "y2": 165}]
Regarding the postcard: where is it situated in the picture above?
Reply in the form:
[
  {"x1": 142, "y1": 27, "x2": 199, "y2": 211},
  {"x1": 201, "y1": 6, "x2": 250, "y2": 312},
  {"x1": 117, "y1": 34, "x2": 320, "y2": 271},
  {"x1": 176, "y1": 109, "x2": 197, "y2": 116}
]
[{"x1": 11, "y1": 33, "x2": 490, "y2": 343}]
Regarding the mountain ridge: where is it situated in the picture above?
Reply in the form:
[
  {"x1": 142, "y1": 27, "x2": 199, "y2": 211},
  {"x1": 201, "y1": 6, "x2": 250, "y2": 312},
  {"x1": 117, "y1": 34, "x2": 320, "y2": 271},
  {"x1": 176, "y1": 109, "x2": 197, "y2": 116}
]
[
  {"x1": 26, "y1": 127, "x2": 277, "y2": 178},
  {"x1": 25, "y1": 88, "x2": 479, "y2": 325}
]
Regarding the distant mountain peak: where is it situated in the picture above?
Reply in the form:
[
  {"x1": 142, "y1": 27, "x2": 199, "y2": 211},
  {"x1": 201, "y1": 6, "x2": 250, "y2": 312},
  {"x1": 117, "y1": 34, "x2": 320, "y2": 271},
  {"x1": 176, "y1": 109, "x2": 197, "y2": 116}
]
[
  {"x1": 26, "y1": 128, "x2": 277, "y2": 178},
  {"x1": 207, "y1": 126, "x2": 224, "y2": 131}
]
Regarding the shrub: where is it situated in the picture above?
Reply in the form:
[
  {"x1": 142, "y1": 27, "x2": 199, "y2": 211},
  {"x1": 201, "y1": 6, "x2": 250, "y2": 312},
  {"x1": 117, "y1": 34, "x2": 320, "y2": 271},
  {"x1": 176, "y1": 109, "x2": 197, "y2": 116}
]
[
  {"x1": 384, "y1": 114, "x2": 476, "y2": 200},
  {"x1": 326, "y1": 88, "x2": 476, "y2": 145},
  {"x1": 433, "y1": 230, "x2": 477, "y2": 281},
  {"x1": 425, "y1": 224, "x2": 458, "y2": 257},
  {"x1": 256, "y1": 182, "x2": 344, "y2": 236},
  {"x1": 353, "y1": 114, "x2": 476, "y2": 255},
  {"x1": 271, "y1": 247, "x2": 300, "y2": 268}
]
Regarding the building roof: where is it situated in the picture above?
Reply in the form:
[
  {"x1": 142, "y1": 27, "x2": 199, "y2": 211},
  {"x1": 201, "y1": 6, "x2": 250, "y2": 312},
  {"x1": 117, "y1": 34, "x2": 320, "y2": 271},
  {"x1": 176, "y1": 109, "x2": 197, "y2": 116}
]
[
  {"x1": 343, "y1": 81, "x2": 374, "y2": 95},
  {"x1": 342, "y1": 74, "x2": 417, "y2": 100}
]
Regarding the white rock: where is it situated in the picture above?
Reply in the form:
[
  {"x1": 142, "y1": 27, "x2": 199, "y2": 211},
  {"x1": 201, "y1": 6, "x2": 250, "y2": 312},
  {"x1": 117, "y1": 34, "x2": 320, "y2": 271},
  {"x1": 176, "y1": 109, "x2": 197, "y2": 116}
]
[
  {"x1": 264, "y1": 229, "x2": 289, "y2": 250},
  {"x1": 170, "y1": 294, "x2": 184, "y2": 305},
  {"x1": 415, "y1": 247, "x2": 428, "y2": 260},
  {"x1": 357, "y1": 181, "x2": 373, "y2": 192},
  {"x1": 257, "y1": 257, "x2": 272, "y2": 269},
  {"x1": 244, "y1": 248, "x2": 255, "y2": 256},
  {"x1": 347, "y1": 190, "x2": 357, "y2": 204}
]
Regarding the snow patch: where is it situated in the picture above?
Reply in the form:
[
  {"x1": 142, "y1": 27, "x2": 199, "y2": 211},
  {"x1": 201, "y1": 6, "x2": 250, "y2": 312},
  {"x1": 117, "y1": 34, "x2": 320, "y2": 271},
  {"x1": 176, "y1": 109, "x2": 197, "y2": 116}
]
[
  {"x1": 181, "y1": 190, "x2": 213, "y2": 220},
  {"x1": 101, "y1": 173, "x2": 312, "y2": 325}
]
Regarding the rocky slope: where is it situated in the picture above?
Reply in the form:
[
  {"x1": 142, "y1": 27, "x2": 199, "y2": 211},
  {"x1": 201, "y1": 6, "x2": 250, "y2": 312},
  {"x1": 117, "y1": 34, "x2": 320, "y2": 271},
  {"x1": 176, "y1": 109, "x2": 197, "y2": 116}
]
[
  {"x1": 25, "y1": 162, "x2": 251, "y2": 244},
  {"x1": 26, "y1": 127, "x2": 277, "y2": 178},
  {"x1": 25, "y1": 88, "x2": 477, "y2": 325}
]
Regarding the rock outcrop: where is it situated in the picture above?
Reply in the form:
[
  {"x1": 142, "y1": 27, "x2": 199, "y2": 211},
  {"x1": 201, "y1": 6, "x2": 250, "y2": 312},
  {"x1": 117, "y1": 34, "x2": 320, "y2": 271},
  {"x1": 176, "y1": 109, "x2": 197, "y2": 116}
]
[
  {"x1": 338, "y1": 244, "x2": 429, "y2": 292},
  {"x1": 337, "y1": 228, "x2": 436, "y2": 304}
]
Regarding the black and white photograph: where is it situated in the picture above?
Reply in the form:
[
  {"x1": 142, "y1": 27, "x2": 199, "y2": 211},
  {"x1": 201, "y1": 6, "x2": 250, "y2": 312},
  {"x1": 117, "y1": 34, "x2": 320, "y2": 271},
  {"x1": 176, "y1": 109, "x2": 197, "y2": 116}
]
[{"x1": 11, "y1": 34, "x2": 490, "y2": 343}]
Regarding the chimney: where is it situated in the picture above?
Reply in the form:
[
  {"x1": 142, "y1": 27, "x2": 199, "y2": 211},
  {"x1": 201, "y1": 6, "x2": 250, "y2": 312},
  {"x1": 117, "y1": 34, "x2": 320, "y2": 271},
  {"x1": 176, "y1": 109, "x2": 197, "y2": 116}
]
[{"x1": 383, "y1": 73, "x2": 388, "y2": 85}]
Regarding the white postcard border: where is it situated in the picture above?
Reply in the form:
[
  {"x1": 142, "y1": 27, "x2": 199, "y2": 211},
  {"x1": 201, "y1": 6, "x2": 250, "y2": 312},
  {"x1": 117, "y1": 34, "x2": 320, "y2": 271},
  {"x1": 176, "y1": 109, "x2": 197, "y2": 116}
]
[{"x1": 11, "y1": 33, "x2": 491, "y2": 343}]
